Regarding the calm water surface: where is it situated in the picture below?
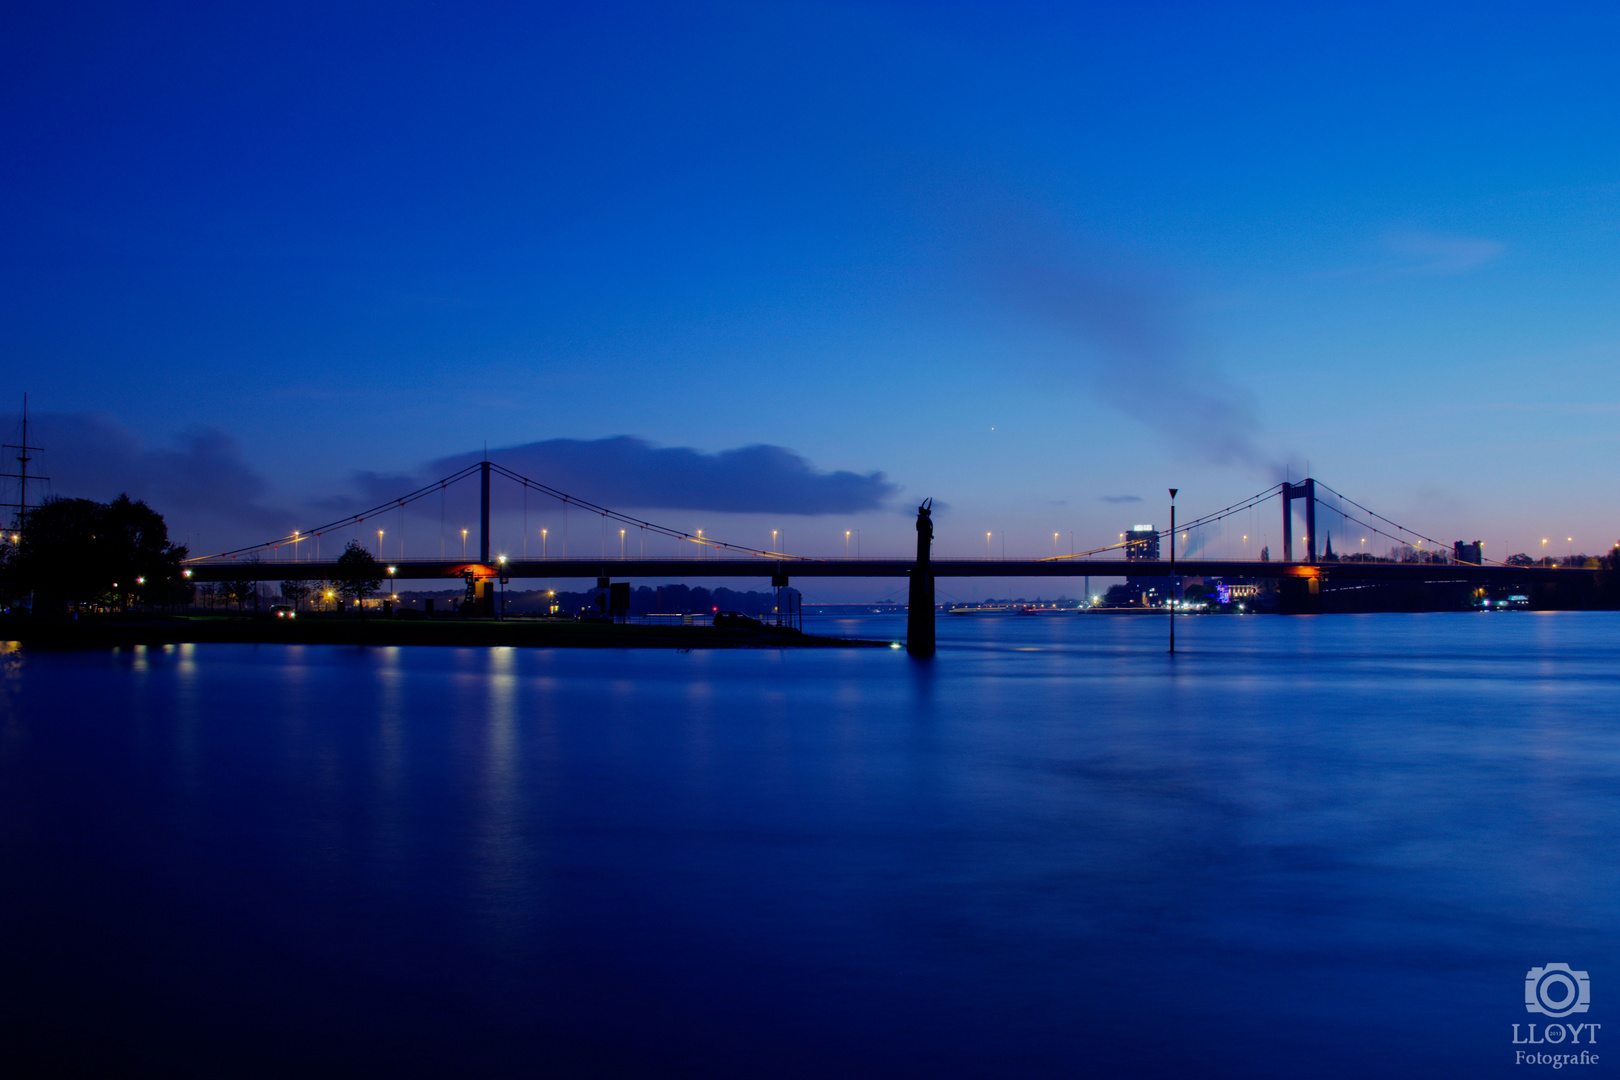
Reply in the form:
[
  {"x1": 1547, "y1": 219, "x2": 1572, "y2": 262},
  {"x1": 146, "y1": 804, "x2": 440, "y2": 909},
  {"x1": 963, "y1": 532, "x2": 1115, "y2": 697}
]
[{"x1": 3, "y1": 613, "x2": 1618, "y2": 1077}]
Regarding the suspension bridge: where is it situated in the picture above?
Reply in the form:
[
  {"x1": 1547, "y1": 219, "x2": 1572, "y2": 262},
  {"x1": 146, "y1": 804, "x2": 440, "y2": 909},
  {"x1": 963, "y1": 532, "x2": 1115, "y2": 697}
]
[{"x1": 176, "y1": 460, "x2": 1603, "y2": 654}]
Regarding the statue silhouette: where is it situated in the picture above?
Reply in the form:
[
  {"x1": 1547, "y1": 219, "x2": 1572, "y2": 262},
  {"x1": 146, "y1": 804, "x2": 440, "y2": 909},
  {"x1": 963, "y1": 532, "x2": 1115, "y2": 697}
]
[{"x1": 907, "y1": 498, "x2": 935, "y2": 656}]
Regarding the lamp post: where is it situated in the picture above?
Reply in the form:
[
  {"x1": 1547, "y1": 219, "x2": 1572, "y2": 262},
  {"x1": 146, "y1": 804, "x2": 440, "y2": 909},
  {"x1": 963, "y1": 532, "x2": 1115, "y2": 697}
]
[
  {"x1": 620, "y1": 529, "x2": 626, "y2": 558},
  {"x1": 846, "y1": 530, "x2": 851, "y2": 557},
  {"x1": 462, "y1": 528, "x2": 468, "y2": 559},
  {"x1": 377, "y1": 528, "x2": 384, "y2": 558},
  {"x1": 1168, "y1": 488, "x2": 1178, "y2": 654},
  {"x1": 541, "y1": 528, "x2": 547, "y2": 558}
]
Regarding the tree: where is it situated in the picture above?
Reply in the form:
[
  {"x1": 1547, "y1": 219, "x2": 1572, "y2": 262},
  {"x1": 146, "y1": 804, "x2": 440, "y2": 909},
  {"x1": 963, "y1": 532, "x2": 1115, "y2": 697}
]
[
  {"x1": 15, "y1": 494, "x2": 187, "y2": 612},
  {"x1": 280, "y1": 579, "x2": 312, "y2": 611},
  {"x1": 333, "y1": 541, "x2": 382, "y2": 612},
  {"x1": 224, "y1": 577, "x2": 256, "y2": 611}
]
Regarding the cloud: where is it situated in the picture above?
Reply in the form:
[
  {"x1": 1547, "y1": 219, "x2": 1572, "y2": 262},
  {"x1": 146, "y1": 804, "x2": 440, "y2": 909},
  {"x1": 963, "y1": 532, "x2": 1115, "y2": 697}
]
[
  {"x1": 1098, "y1": 494, "x2": 1143, "y2": 504},
  {"x1": 1382, "y1": 232, "x2": 1505, "y2": 275},
  {"x1": 347, "y1": 437, "x2": 899, "y2": 516},
  {"x1": 0, "y1": 411, "x2": 293, "y2": 543}
]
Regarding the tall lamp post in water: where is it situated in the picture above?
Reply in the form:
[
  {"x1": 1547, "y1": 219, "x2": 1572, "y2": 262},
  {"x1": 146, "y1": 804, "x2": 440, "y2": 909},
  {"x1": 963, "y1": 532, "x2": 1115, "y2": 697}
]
[{"x1": 1168, "y1": 488, "x2": 1178, "y2": 654}]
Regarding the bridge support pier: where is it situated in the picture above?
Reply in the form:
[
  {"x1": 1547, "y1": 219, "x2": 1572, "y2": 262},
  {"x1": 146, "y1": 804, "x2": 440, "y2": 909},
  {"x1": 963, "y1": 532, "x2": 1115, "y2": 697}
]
[
  {"x1": 1279, "y1": 575, "x2": 1321, "y2": 614},
  {"x1": 907, "y1": 499, "x2": 935, "y2": 657}
]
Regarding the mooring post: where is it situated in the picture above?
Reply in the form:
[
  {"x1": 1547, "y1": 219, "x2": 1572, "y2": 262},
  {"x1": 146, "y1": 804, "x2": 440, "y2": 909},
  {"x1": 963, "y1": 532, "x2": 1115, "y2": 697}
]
[
  {"x1": 907, "y1": 498, "x2": 935, "y2": 657},
  {"x1": 479, "y1": 458, "x2": 491, "y2": 564}
]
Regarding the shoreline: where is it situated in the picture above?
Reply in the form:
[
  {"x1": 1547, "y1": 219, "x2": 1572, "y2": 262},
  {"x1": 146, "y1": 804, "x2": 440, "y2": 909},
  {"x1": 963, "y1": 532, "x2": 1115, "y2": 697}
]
[{"x1": 0, "y1": 616, "x2": 895, "y2": 650}]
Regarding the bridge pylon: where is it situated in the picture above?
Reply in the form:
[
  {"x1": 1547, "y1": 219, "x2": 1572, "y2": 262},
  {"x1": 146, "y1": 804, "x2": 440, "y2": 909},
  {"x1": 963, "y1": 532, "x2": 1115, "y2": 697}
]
[
  {"x1": 1282, "y1": 479, "x2": 1317, "y2": 564},
  {"x1": 480, "y1": 459, "x2": 491, "y2": 564}
]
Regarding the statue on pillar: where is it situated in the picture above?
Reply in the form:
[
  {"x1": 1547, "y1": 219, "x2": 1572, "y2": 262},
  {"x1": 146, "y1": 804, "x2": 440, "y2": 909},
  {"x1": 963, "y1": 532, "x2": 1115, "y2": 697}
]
[{"x1": 907, "y1": 498, "x2": 936, "y2": 657}]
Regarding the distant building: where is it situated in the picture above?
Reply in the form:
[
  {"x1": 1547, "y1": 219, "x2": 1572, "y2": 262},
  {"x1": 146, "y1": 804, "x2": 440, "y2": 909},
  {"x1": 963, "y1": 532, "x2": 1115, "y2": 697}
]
[
  {"x1": 1454, "y1": 540, "x2": 1484, "y2": 565},
  {"x1": 1125, "y1": 525, "x2": 1160, "y2": 560}
]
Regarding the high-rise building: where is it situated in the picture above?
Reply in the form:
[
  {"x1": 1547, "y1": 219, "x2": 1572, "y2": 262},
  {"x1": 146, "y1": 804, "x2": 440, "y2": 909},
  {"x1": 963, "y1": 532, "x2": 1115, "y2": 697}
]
[{"x1": 1125, "y1": 525, "x2": 1160, "y2": 560}]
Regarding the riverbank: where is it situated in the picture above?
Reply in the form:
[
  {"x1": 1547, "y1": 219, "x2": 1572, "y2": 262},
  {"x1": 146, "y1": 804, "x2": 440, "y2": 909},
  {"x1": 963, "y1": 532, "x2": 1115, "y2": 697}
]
[{"x1": 0, "y1": 615, "x2": 894, "y2": 650}]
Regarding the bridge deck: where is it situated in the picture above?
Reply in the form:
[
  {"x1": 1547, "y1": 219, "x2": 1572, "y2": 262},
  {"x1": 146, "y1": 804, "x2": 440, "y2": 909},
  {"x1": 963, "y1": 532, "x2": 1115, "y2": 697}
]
[{"x1": 182, "y1": 557, "x2": 1589, "y2": 584}]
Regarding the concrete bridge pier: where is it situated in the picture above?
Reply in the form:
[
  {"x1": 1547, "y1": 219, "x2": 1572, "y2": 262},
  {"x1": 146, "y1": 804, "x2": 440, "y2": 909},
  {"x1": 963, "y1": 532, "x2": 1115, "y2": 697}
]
[
  {"x1": 1279, "y1": 574, "x2": 1321, "y2": 614},
  {"x1": 907, "y1": 499, "x2": 935, "y2": 657}
]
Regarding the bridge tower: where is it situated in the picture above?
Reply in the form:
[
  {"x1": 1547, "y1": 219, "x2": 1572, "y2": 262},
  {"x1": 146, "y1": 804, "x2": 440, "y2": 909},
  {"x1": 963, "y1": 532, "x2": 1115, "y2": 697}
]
[
  {"x1": 907, "y1": 499, "x2": 935, "y2": 657},
  {"x1": 1282, "y1": 479, "x2": 1317, "y2": 564},
  {"x1": 479, "y1": 458, "x2": 491, "y2": 564}
]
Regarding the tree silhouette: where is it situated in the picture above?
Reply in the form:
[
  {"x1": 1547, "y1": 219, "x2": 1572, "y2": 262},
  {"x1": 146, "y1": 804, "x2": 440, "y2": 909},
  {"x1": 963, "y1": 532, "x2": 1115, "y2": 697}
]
[
  {"x1": 224, "y1": 577, "x2": 256, "y2": 611},
  {"x1": 279, "y1": 580, "x2": 312, "y2": 611},
  {"x1": 333, "y1": 541, "x2": 382, "y2": 612},
  {"x1": 15, "y1": 494, "x2": 186, "y2": 612}
]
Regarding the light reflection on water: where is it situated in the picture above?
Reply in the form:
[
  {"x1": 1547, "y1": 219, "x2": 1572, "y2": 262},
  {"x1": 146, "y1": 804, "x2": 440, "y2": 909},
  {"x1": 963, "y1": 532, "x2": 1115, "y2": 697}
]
[{"x1": 0, "y1": 612, "x2": 1617, "y2": 1078}]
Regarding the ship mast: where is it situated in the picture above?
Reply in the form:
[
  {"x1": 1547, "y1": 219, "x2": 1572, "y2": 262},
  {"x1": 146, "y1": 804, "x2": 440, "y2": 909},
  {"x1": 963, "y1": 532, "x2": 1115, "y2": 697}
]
[{"x1": 2, "y1": 393, "x2": 48, "y2": 539}]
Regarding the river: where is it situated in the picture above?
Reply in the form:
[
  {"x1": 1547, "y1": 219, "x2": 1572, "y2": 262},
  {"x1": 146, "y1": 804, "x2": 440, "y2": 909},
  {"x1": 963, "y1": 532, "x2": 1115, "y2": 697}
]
[{"x1": 2, "y1": 612, "x2": 1616, "y2": 1077}]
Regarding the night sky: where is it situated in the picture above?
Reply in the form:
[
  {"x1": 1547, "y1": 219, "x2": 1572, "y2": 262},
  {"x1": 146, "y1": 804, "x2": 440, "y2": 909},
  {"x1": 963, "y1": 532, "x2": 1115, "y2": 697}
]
[{"x1": 5, "y1": 2, "x2": 1620, "y2": 585}]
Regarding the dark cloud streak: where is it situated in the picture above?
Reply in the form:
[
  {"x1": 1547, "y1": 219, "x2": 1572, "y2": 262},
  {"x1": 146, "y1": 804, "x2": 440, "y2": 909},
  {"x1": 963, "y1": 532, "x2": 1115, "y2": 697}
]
[{"x1": 0, "y1": 412, "x2": 293, "y2": 539}]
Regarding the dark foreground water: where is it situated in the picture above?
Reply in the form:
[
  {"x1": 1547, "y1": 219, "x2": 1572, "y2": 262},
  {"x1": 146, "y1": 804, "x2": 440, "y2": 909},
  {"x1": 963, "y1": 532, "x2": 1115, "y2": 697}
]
[{"x1": 2, "y1": 612, "x2": 1618, "y2": 1077}]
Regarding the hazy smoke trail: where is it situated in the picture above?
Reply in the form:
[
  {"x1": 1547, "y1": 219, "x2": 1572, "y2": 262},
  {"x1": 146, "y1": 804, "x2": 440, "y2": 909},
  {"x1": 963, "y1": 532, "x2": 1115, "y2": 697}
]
[{"x1": 989, "y1": 252, "x2": 1266, "y2": 467}]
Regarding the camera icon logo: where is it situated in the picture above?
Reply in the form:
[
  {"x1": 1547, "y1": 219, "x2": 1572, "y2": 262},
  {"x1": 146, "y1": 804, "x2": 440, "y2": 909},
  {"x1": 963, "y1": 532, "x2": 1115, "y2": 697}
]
[{"x1": 1526, "y1": 964, "x2": 1590, "y2": 1018}]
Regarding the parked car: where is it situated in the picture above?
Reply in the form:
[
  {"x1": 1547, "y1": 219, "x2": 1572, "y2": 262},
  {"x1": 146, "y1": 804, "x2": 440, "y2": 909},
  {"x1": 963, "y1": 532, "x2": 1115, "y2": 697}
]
[
  {"x1": 270, "y1": 604, "x2": 296, "y2": 619},
  {"x1": 713, "y1": 611, "x2": 763, "y2": 629}
]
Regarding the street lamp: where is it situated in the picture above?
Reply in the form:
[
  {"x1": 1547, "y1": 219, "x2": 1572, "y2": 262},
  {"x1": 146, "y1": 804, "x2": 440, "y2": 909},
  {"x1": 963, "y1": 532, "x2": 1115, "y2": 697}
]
[
  {"x1": 462, "y1": 528, "x2": 468, "y2": 559},
  {"x1": 986, "y1": 531, "x2": 992, "y2": 558},
  {"x1": 541, "y1": 528, "x2": 547, "y2": 558},
  {"x1": 292, "y1": 530, "x2": 301, "y2": 561},
  {"x1": 1168, "y1": 488, "x2": 1178, "y2": 653},
  {"x1": 620, "y1": 528, "x2": 626, "y2": 558},
  {"x1": 771, "y1": 529, "x2": 778, "y2": 552},
  {"x1": 1053, "y1": 532, "x2": 1059, "y2": 558},
  {"x1": 845, "y1": 530, "x2": 851, "y2": 557},
  {"x1": 377, "y1": 528, "x2": 384, "y2": 558}
]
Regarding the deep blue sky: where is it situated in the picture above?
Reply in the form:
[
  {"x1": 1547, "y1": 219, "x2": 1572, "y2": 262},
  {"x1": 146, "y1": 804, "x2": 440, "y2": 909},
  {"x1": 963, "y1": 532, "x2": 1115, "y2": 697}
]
[{"x1": 4, "y1": 2, "x2": 1620, "y2": 581}]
